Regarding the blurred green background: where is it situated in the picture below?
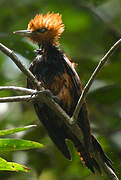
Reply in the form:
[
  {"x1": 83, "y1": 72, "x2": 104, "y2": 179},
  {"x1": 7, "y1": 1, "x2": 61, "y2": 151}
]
[{"x1": 0, "y1": 0, "x2": 121, "y2": 179}]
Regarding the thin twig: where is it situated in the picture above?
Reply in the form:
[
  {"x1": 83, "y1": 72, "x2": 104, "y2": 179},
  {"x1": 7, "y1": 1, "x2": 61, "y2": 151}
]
[
  {"x1": 0, "y1": 43, "x2": 42, "y2": 90},
  {"x1": 0, "y1": 95, "x2": 36, "y2": 103},
  {"x1": 72, "y1": 39, "x2": 121, "y2": 124},
  {"x1": 0, "y1": 86, "x2": 36, "y2": 94}
]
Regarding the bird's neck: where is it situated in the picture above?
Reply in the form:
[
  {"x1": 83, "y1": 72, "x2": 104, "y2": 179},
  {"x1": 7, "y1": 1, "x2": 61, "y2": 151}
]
[
  {"x1": 42, "y1": 42, "x2": 58, "y2": 51},
  {"x1": 40, "y1": 42, "x2": 62, "y2": 61}
]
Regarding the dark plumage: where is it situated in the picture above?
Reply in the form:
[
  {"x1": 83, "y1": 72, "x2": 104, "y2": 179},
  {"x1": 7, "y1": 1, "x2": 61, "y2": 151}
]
[{"x1": 14, "y1": 12, "x2": 113, "y2": 173}]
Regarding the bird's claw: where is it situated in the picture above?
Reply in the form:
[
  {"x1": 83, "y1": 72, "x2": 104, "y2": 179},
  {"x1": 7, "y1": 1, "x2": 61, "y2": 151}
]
[
  {"x1": 42, "y1": 90, "x2": 60, "y2": 103},
  {"x1": 31, "y1": 89, "x2": 60, "y2": 103}
]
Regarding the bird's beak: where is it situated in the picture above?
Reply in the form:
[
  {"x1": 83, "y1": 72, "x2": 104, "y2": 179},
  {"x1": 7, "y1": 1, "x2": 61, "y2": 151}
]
[{"x1": 13, "y1": 30, "x2": 32, "y2": 37}]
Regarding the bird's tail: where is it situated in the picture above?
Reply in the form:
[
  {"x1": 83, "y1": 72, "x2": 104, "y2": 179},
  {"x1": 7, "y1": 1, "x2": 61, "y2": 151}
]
[
  {"x1": 73, "y1": 135, "x2": 113, "y2": 173},
  {"x1": 91, "y1": 135, "x2": 113, "y2": 172}
]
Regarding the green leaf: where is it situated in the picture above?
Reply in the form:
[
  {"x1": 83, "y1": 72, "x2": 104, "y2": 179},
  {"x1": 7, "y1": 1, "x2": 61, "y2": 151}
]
[
  {"x1": 0, "y1": 157, "x2": 30, "y2": 172},
  {"x1": 0, "y1": 139, "x2": 44, "y2": 151},
  {"x1": 0, "y1": 125, "x2": 37, "y2": 137}
]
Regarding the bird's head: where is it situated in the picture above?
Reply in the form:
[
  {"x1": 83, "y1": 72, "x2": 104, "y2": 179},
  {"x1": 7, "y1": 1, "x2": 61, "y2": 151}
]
[{"x1": 14, "y1": 12, "x2": 64, "y2": 46}]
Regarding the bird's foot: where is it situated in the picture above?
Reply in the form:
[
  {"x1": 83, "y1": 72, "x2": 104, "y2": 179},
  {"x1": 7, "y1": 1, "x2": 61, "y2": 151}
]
[{"x1": 31, "y1": 89, "x2": 60, "y2": 103}]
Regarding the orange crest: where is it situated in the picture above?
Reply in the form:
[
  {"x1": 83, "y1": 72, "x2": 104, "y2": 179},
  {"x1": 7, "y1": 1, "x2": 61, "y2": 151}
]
[{"x1": 28, "y1": 12, "x2": 64, "y2": 45}]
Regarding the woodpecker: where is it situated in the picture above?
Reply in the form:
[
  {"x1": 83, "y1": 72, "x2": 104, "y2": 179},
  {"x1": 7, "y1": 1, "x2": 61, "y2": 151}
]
[{"x1": 14, "y1": 12, "x2": 113, "y2": 173}]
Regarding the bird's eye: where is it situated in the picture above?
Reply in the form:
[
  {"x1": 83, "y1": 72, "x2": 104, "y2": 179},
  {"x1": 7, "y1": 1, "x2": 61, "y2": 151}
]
[{"x1": 36, "y1": 28, "x2": 48, "y2": 33}]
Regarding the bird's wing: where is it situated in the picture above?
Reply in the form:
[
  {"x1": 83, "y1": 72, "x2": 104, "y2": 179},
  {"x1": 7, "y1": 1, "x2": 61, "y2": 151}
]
[
  {"x1": 63, "y1": 55, "x2": 81, "y2": 95},
  {"x1": 63, "y1": 55, "x2": 91, "y2": 147}
]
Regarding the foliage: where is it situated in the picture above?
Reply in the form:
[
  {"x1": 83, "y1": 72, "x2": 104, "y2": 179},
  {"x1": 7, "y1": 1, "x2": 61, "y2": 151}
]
[
  {"x1": 0, "y1": 0, "x2": 121, "y2": 179},
  {"x1": 0, "y1": 125, "x2": 43, "y2": 172},
  {"x1": 0, "y1": 157, "x2": 29, "y2": 172}
]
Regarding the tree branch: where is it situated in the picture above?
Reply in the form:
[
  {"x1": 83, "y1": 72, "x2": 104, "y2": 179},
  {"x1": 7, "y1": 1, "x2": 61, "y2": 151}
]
[
  {"x1": 0, "y1": 95, "x2": 36, "y2": 103},
  {"x1": 71, "y1": 39, "x2": 121, "y2": 124},
  {"x1": 0, "y1": 42, "x2": 120, "y2": 179},
  {"x1": 0, "y1": 86, "x2": 36, "y2": 94}
]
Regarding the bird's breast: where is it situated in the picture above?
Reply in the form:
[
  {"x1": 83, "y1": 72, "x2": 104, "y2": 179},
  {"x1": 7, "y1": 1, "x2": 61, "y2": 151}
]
[
  {"x1": 30, "y1": 60, "x2": 75, "y2": 114},
  {"x1": 49, "y1": 72, "x2": 74, "y2": 113},
  {"x1": 28, "y1": 50, "x2": 79, "y2": 115}
]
